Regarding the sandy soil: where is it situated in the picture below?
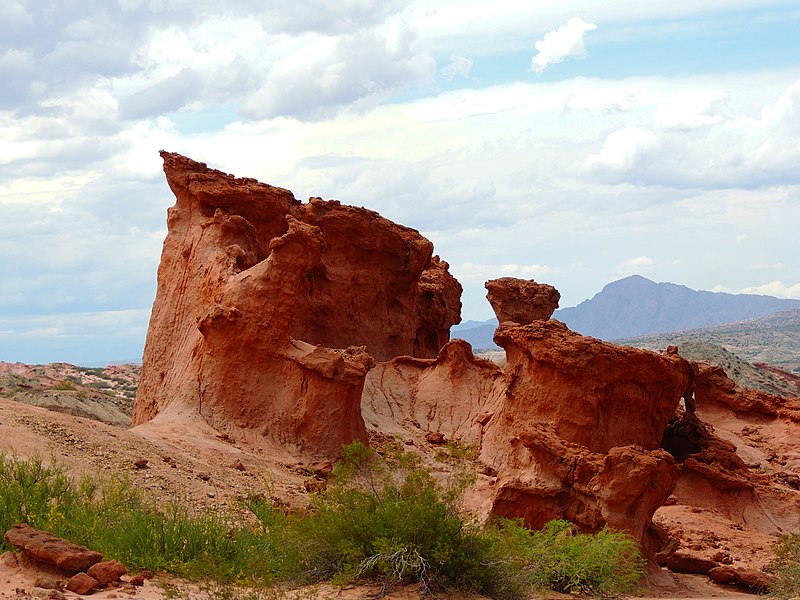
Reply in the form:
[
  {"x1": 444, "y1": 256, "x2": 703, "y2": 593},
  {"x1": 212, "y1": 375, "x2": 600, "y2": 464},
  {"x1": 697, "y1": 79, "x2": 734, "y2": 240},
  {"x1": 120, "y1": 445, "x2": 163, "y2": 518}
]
[{"x1": 0, "y1": 397, "x2": 771, "y2": 599}]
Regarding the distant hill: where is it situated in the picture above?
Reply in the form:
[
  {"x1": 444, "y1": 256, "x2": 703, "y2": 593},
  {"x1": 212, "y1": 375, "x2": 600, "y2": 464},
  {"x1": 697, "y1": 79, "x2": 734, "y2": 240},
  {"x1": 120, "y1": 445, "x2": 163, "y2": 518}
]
[
  {"x1": 619, "y1": 309, "x2": 800, "y2": 373},
  {"x1": 555, "y1": 275, "x2": 800, "y2": 341},
  {"x1": 451, "y1": 275, "x2": 800, "y2": 351},
  {"x1": 451, "y1": 320, "x2": 498, "y2": 350}
]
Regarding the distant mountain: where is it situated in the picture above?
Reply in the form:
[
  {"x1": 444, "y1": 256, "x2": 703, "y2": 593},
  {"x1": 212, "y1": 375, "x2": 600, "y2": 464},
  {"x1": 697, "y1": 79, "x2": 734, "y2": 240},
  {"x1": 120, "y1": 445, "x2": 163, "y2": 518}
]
[
  {"x1": 554, "y1": 275, "x2": 800, "y2": 341},
  {"x1": 451, "y1": 320, "x2": 498, "y2": 350},
  {"x1": 450, "y1": 275, "x2": 800, "y2": 351},
  {"x1": 619, "y1": 308, "x2": 800, "y2": 372}
]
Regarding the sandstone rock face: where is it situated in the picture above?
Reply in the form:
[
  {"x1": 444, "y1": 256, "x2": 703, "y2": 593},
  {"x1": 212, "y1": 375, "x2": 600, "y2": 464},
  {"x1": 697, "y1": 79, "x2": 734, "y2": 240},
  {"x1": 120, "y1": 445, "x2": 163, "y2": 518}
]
[
  {"x1": 4, "y1": 524, "x2": 103, "y2": 572},
  {"x1": 694, "y1": 362, "x2": 800, "y2": 422},
  {"x1": 485, "y1": 278, "x2": 560, "y2": 324},
  {"x1": 366, "y1": 277, "x2": 692, "y2": 551},
  {"x1": 362, "y1": 338, "x2": 505, "y2": 445},
  {"x1": 490, "y1": 319, "x2": 693, "y2": 453},
  {"x1": 134, "y1": 152, "x2": 460, "y2": 458},
  {"x1": 653, "y1": 357, "x2": 800, "y2": 584}
]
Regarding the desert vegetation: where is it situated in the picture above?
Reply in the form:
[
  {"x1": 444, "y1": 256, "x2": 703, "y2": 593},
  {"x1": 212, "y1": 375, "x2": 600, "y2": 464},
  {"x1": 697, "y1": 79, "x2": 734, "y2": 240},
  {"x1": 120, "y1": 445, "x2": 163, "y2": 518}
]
[
  {"x1": 770, "y1": 533, "x2": 800, "y2": 599},
  {"x1": 0, "y1": 445, "x2": 648, "y2": 598}
]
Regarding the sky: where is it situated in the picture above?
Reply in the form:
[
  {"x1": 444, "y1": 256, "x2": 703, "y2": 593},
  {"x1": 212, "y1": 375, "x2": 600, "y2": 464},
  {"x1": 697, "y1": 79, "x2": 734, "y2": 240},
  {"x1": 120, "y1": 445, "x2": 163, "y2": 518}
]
[{"x1": 1, "y1": 1, "x2": 799, "y2": 365}]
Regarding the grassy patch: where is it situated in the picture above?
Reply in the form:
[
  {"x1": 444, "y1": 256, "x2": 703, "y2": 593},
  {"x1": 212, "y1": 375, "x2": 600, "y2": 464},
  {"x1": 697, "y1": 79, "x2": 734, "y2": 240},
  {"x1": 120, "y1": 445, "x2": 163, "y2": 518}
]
[{"x1": 770, "y1": 533, "x2": 800, "y2": 599}]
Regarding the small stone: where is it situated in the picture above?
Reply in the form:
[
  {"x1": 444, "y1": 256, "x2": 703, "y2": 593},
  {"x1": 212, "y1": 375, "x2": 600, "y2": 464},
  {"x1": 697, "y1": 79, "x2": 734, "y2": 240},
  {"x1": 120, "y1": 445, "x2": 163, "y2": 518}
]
[
  {"x1": 207, "y1": 491, "x2": 216, "y2": 498},
  {"x1": 404, "y1": 438, "x2": 414, "y2": 445},
  {"x1": 308, "y1": 459, "x2": 333, "y2": 478},
  {"x1": 232, "y1": 459, "x2": 246, "y2": 472},
  {"x1": 87, "y1": 559, "x2": 126, "y2": 586},
  {"x1": 66, "y1": 572, "x2": 99, "y2": 595},
  {"x1": 425, "y1": 432, "x2": 446, "y2": 444},
  {"x1": 133, "y1": 459, "x2": 148, "y2": 469},
  {"x1": 29, "y1": 588, "x2": 66, "y2": 600},
  {"x1": 33, "y1": 576, "x2": 62, "y2": 590},
  {"x1": 198, "y1": 472, "x2": 211, "y2": 481},
  {"x1": 708, "y1": 566, "x2": 737, "y2": 583},
  {"x1": 0, "y1": 551, "x2": 19, "y2": 568},
  {"x1": 479, "y1": 464, "x2": 497, "y2": 477}
]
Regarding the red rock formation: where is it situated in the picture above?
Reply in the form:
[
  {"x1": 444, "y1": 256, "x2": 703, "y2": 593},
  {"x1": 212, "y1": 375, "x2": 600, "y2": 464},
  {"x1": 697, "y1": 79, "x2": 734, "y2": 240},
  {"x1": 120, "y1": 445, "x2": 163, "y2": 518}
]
[
  {"x1": 366, "y1": 277, "x2": 693, "y2": 551},
  {"x1": 490, "y1": 319, "x2": 692, "y2": 453},
  {"x1": 134, "y1": 152, "x2": 460, "y2": 458},
  {"x1": 694, "y1": 362, "x2": 800, "y2": 422},
  {"x1": 485, "y1": 277, "x2": 560, "y2": 324},
  {"x1": 3, "y1": 524, "x2": 103, "y2": 572},
  {"x1": 480, "y1": 312, "x2": 692, "y2": 549},
  {"x1": 653, "y1": 358, "x2": 800, "y2": 586},
  {"x1": 362, "y1": 338, "x2": 505, "y2": 444}
]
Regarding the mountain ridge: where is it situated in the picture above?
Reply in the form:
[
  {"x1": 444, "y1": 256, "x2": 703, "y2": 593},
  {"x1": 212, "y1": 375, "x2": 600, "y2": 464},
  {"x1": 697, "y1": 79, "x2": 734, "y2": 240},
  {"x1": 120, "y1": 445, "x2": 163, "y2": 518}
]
[{"x1": 451, "y1": 275, "x2": 800, "y2": 355}]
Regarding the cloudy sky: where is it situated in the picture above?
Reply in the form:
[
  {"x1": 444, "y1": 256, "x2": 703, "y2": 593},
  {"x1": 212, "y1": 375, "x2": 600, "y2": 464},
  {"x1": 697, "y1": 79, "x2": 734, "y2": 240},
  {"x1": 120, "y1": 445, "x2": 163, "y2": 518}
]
[{"x1": 1, "y1": 1, "x2": 799, "y2": 365}]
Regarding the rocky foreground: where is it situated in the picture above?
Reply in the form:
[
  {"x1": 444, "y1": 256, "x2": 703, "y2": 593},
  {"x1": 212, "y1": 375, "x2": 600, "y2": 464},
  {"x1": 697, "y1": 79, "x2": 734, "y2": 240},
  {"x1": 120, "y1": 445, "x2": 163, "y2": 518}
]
[{"x1": 1, "y1": 153, "x2": 799, "y2": 598}]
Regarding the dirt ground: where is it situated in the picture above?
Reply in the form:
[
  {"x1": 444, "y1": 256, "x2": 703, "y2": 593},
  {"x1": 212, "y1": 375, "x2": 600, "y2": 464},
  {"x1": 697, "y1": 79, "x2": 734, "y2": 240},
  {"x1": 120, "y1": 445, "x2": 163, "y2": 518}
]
[{"x1": 0, "y1": 397, "x2": 771, "y2": 599}]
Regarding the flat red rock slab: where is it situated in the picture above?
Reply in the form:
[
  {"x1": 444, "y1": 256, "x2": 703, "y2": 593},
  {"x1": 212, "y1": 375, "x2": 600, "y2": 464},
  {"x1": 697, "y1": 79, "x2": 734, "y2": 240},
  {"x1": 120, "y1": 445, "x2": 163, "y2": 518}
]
[{"x1": 3, "y1": 524, "x2": 103, "y2": 572}]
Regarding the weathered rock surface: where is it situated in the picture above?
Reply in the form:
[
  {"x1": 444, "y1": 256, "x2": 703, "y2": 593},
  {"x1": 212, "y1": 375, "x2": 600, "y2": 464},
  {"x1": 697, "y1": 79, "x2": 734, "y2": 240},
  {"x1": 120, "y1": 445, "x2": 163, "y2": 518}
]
[
  {"x1": 362, "y1": 338, "x2": 505, "y2": 446},
  {"x1": 485, "y1": 278, "x2": 560, "y2": 324},
  {"x1": 367, "y1": 277, "x2": 693, "y2": 551},
  {"x1": 653, "y1": 355, "x2": 800, "y2": 585},
  {"x1": 86, "y1": 559, "x2": 126, "y2": 586},
  {"x1": 694, "y1": 362, "x2": 800, "y2": 422},
  {"x1": 4, "y1": 524, "x2": 102, "y2": 572},
  {"x1": 490, "y1": 319, "x2": 693, "y2": 453},
  {"x1": 66, "y1": 571, "x2": 98, "y2": 594},
  {"x1": 134, "y1": 152, "x2": 461, "y2": 458}
]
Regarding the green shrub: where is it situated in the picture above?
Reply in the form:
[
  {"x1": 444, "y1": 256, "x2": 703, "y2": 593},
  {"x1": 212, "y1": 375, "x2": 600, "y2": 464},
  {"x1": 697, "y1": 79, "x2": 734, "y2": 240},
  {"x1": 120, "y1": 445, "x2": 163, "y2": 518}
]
[
  {"x1": 771, "y1": 533, "x2": 800, "y2": 599},
  {"x1": 0, "y1": 448, "x2": 646, "y2": 598},
  {"x1": 51, "y1": 379, "x2": 78, "y2": 391},
  {"x1": 245, "y1": 442, "x2": 645, "y2": 598},
  {"x1": 0, "y1": 454, "x2": 280, "y2": 585}
]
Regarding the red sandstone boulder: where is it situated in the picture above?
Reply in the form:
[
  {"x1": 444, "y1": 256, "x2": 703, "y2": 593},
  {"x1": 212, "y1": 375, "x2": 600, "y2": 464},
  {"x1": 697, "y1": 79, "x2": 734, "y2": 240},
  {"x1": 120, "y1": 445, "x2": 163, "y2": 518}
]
[
  {"x1": 134, "y1": 152, "x2": 460, "y2": 458},
  {"x1": 86, "y1": 559, "x2": 126, "y2": 586},
  {"x1": 485, "y1": 278, "x2": 560, "y2": 324},
  {"x1": 3, "y1": 524, "x2": 102, "y2": 572},
  {"x1": 66, "y1": 572, "x2": 98, "y2": 594}
]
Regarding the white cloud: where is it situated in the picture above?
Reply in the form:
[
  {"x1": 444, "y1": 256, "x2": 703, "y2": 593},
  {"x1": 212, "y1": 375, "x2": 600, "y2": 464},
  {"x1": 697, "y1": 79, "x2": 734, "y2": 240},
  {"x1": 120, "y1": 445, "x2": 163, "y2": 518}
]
[
  {"x1": 584, "y1": 77, "x2": 800, "y2": 188},
  {"x1": 584, "y1": 127, "x2": 657, "y2": 171},
  {"x1": 614, "y1": 256, "x2": 654, "y2": 278},
  {"x1": 440, "y1": 54, "x2": 473, "y2": 81},
  {"x1": 740, "y1": 281, "x2": 800, "y2": 299},
  {"x1": 531, "y1": 17, "x2": 597, "y2": 74},
  {"x1": 454, "y1": 262, "x2": 552, "y2": 284},
  {"x1": 239, "y1": 23, "x2": 435, "y2": 119},
  {"x1": 653, "y1": 90, "x2": 727, "y2": 129}
]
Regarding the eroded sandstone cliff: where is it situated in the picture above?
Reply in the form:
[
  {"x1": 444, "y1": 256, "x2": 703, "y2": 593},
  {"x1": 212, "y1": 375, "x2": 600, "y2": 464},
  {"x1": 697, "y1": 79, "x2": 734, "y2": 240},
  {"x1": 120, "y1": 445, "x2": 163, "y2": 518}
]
[
  {"x1": 134, "y1": 152, "x2": 461, "y2": 457},
  {"x1": 134, "y1": 154, "x2": 799, "y2": 587}
]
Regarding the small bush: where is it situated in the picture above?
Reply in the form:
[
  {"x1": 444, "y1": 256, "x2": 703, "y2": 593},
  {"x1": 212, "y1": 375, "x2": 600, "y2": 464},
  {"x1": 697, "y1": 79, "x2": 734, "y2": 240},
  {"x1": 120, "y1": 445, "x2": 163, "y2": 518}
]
[
  {"x1": 51, "y1": 379, "x2": 78, "y2": 391},
  {"x1": 247, "y1": 442, "x2": 645, "y2": 598},
  {"x1": 770, "y1": 533, "x2": 800, "y2": 599},
  {"x1": 1, "y1": 449, "x2": 646, "y2": 598},
  {"x1": 0, "y1": 454, "x2": 280, "y2": 585}
]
